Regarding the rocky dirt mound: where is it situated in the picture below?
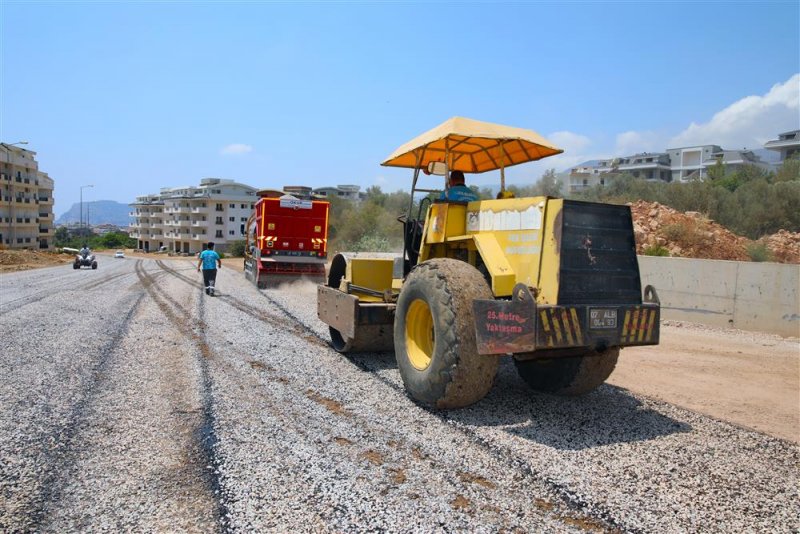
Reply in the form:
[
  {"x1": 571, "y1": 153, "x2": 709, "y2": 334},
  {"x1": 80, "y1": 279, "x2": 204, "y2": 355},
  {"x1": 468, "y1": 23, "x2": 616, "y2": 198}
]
[
  {"x1": 629, "y1": 201, "x2": 799, "y2": 263},
  {"x1": 759, "y1": 230, "x2": 800, "y2": 263},
  {"x1": 0, "y1": 249, "x2": 73, "y2": 272}
]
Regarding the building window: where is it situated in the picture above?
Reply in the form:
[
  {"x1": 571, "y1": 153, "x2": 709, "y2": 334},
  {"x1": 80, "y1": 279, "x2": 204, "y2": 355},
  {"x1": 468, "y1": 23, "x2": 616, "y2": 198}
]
[
  {"x1": 229, "y1": 230, "x2": 235, "y2": 235},
  {"x1": 229, "y1": 217, "x2": 235, "y2": 222},
  {"x1": 240, "y1": 204, "x2": 247, "y2": 209},
  {"x1": 241, "y1": 217, "x2": 247, "y2": 222},
  {"x1": 215, "y1": 230, "x2": 223, "y2": 238},
  {"x1": 229, "y1": 203, "x2": 235, "y2": 209},
  {"x1": 215, "y1": 203, "x2": 223, "y2": 211}
]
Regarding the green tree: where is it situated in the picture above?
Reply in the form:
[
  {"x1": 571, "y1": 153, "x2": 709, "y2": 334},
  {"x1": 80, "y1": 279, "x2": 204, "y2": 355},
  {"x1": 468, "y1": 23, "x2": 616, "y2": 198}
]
[
  {"x1": 707, "y1": 157, "x2": 726, "y2": 182},
  {"x1": 533, "y1": 169, "x2": 563, "y2": 197},
  {"x1": 227, "y1": 240, "x2": 246, "y2": 257},
  {"x1": 774, "y1": 156, "x2": 800, "y2": 183},
  {"x1": 54, "y1": 226, "x2": 70, "y2": 246}
]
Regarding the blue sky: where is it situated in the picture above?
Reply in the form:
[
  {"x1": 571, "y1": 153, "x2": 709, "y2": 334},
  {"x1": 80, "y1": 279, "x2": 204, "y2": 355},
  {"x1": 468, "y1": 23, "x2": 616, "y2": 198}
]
[{"x1": 2, "y1": 1, "x2": 798, "y2": 217}]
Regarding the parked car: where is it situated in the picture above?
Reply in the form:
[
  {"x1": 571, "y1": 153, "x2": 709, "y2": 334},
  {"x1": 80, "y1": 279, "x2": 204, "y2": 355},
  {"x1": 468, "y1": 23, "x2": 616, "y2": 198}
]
[{"x1": 114, "y1": 250, "x2": 125, "y2": 258}]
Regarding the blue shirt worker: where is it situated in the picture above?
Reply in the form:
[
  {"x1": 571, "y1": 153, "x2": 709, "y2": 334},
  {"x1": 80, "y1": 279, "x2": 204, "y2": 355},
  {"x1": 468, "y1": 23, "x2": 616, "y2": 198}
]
[
  {"x1": 197, "y1": 241, "x2": 222, "y2": 295},
  {"x1": 440, "y1": 170, "x2": 479, "y2": 202}
]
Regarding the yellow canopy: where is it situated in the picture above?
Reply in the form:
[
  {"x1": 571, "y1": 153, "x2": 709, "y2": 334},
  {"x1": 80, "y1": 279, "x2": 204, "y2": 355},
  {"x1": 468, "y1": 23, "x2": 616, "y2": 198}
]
[{"x1": 381, "y1": 116, "x2": 563, "y2": 173}]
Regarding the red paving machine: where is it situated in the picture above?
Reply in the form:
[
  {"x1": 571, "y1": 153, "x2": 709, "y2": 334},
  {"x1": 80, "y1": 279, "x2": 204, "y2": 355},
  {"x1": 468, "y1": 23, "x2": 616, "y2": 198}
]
[{"x1": 244, "y1": 190, "x2": 330, "y2": 288}]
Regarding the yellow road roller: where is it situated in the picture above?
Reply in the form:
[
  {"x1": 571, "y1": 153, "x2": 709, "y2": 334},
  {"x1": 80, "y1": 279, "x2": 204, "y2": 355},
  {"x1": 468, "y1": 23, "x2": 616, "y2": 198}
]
[{"x1": 317, "y1": 117, "x2": 660, "y2": 409}]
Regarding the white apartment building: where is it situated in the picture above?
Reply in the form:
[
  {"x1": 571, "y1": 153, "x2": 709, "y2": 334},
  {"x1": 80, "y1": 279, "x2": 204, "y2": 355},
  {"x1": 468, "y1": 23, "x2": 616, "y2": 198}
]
[
  {"x1": 567, "y1": 143, "x2": 772, "y2": 193},
  {"x1": 666, "y1": 145, "x2": 770, "y2": 182},
  {"x1": 0, "y1": 143, "x2": 55, "y2": 250},
  {"x1": 312, "y1": 184, "x2": 365, "y2": 201},
  {"x1": 764, "y1": 130, "x2": 800, "y2": 164},
  {"x1": 130, "y1": 178, "x2": 257, "y2": 254}
]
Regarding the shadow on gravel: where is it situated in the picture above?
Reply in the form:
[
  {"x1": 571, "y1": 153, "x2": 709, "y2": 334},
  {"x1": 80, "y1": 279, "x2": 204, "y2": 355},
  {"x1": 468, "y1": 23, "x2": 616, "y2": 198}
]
[
  {"x1": 442, "y1": 360, "x2": 692, "y2": 450},
  {"x1": 345, "y1": 350, "x2": 397, "y2": 372}
]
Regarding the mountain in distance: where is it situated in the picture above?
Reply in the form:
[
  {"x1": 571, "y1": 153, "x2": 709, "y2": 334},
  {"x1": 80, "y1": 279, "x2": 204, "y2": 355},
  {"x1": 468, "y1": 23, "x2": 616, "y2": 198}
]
[{"x1": 56, "y1": 200, "x2": 131, "y2": 227}]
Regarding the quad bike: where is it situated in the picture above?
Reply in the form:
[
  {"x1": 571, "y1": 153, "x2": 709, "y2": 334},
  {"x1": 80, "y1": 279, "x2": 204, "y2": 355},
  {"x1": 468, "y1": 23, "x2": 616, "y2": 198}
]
[{"x1": 73, "y1": 250, "x2": 98, "y2": 270}]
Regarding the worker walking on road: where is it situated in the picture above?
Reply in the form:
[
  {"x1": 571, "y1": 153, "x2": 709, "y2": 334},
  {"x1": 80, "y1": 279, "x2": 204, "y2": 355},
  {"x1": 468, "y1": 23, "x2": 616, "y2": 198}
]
[{"x1": 197, "y1": 241, "x2": 222, "y2": 296}]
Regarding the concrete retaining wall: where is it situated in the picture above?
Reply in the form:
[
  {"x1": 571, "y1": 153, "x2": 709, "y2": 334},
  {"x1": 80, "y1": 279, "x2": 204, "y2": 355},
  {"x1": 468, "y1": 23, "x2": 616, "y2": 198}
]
[{"x1": 637, "y1": 256, "x2": 800, "y2": 338}]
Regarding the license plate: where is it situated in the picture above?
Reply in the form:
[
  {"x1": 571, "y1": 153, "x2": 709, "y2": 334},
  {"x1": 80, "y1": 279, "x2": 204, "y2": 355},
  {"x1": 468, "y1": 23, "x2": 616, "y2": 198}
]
[{"x1": 590, "y1": 308, "x2": 617, "y2": 329}]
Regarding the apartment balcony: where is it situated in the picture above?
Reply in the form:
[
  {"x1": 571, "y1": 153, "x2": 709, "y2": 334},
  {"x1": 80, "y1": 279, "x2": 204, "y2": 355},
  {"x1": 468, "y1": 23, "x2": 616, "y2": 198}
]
[
  {"x1": 39, "y1": 212, "x2": 53, "y2": 219},
  {"x1": 191, "y1": 232, "x2": 207, "y2": 239},
  {"x1": 38, "y1": 227, "x2": 49, "y2": 234},
  {"x1": 14, "y1": 217, "x2": 37, "y2": 226},
  {"x1": 190, "y1": 206, "x2": 208, "y2": 213},
  {"x1": 149, "y1": 233, "x2": 163, "y2": 239},
  {"x1": 190, "y1": 220, "x2": 207, "y2": 227}
]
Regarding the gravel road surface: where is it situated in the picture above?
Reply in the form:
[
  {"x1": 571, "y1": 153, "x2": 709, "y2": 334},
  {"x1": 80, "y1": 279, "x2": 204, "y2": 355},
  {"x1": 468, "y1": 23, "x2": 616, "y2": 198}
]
[{"x1": 1, "y1": 256, "x2": 798, "y2": 532}]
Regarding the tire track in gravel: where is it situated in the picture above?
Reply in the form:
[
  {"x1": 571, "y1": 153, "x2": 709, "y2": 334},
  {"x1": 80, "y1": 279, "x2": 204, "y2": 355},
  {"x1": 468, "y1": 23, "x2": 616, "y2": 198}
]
[
  {"x1": 135, "y1": 260, "x2": 230, "y2": 532},
  {"x1": 155, "y1": 260, "x2": 328, "y2": 349},
  {"x1": 256, "y1": 289, "x2": 635, "y2": 533},
  {"x1": 154, "y1": 260, "x2": 628, "y2": 531},
  {"x1": 0, "y1": 267, "x2": 136, "y2": 316},
  {"x1": 20, "y1": 275, "x2": 147, "y2": 532}
]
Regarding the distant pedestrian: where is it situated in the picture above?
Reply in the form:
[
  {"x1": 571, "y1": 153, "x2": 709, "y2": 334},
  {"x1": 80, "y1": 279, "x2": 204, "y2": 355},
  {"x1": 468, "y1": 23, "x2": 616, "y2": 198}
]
[{"x1": 197, "y1": 241, "x2": 221, "y2": 295}]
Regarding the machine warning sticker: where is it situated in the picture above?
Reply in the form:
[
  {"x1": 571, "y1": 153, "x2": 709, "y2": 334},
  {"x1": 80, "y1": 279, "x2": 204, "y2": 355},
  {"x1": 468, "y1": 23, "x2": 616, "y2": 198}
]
[
  {"x1": 467, "y1": 206, "x2": 542, "y2": 232},
  {"x1": 280, "y1": 198, "x2": 313, "y2": 210}
]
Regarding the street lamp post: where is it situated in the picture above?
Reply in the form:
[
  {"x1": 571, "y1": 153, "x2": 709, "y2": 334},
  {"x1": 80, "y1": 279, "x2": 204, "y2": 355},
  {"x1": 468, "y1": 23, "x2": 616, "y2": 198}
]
[
  {"x1": 80, "y1": 184, "x2": 94, "y2": 233},
  {"x1": 1, "y1": 141, "x2": 29, "y2": 247}
]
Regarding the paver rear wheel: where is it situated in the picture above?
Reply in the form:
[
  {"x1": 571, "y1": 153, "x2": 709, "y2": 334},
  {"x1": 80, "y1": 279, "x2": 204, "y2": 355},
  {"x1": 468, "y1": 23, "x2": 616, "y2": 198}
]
[
  {"x1": 514, "y1": 347, "x2": 619, "y2": 396},
  {"x1": 394, "y1": 258, "x2": 498, "y2": 409}
]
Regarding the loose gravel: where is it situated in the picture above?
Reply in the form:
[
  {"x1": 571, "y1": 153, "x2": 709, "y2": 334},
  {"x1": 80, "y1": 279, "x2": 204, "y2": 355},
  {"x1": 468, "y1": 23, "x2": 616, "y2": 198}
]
[{"x1": 1, "y1": 257, "x2": 798, "y2": 532}]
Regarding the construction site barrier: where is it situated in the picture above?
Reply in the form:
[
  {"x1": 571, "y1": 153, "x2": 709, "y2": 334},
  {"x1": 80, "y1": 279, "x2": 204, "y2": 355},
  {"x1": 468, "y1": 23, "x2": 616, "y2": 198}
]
[{"x1": 638, "y1": 256, "x2": 800, "y2": 338}]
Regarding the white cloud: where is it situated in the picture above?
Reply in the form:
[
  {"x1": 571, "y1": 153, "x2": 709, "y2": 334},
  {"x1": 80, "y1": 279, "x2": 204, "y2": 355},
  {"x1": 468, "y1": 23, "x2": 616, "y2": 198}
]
[
  {"x1": 507, "y1": 74, "x2": 799, "y2": 183},
  {"x1": 220, "y1": 143, "x2": 253, "y2": 155},
  {"x1": 668, "y1": 73, "x2": 799, "y2": 149},
  {"x1": 526, "y1": 131, "x2": 601, "y2": 173},
  {"x1": 615, "y1": 130, "x2": 662, "y2": 155},
  {"x1": 548, "y1": 131, "x2": 592, "y2": 153}
]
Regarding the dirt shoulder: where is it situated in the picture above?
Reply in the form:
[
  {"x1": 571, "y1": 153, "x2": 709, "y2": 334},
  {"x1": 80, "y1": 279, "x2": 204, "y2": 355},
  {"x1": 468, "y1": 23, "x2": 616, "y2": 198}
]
[
  {"x1": 0, "y1": 249, "x2": 74, "y2": 273},
  {"x1": 611, "y1": 321, "x2": 799, "y2": 443}
]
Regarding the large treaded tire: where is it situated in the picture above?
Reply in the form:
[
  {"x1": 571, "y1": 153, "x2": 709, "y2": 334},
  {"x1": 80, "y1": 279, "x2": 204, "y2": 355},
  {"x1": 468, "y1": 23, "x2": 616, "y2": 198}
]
[
  {"x1": 513, "y1": 347, "x2": 620, "y2": 396},
  {"x1": 394, "y1": 258, "x2": 498, "y2": 409}
]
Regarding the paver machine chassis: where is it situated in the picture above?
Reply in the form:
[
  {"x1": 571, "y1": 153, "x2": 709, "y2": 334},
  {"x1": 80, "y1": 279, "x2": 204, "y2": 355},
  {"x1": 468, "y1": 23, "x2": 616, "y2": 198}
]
[
  {"x1": 244, "y1": 191, "x2": 329, "y2": 288},
  {"x1": 317, "y1": 117, "x2": 660, "y2": 409}
]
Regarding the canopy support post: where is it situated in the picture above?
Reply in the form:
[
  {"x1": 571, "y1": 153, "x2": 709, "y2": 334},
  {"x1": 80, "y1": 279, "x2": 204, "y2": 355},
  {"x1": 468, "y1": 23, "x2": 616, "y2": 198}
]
[{"x1": 499, "y1": 141, "x2": 506, "y2": 194}]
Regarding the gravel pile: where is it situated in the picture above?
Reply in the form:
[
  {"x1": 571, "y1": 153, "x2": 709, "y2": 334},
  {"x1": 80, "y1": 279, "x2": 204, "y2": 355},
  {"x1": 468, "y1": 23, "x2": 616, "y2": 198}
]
[{"x1": 1, "y1": 257, "x2": 798, "y2": 532}]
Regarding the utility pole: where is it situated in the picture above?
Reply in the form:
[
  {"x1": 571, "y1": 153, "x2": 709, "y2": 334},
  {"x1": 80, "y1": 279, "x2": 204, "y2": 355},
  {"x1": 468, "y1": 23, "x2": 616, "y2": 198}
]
[{"x1": 80, "y1": 184, "x2": 94, "y2": 235}]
